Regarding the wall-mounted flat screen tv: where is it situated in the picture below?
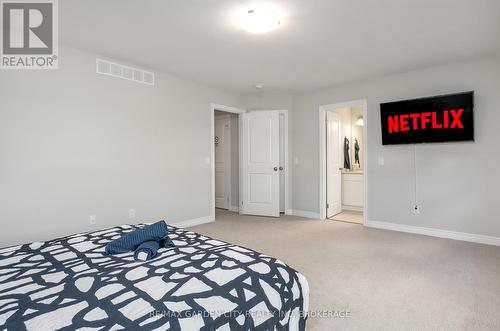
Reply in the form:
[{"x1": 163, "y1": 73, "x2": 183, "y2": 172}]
[{"x1": 380, "y1": 91, "x2": 474, "y2": 145}]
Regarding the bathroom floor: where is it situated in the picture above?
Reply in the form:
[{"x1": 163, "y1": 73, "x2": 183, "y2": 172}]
[{"x1": 329, "y1": 211, "x2": 363, "y2": 224}]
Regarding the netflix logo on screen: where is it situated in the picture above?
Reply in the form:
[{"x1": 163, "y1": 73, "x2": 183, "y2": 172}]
[{"x1": 380, "y1": 92, "x2": 474, "y2": 145}]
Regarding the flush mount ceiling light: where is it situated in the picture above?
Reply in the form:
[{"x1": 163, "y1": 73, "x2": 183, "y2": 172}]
[
  {"x1": 355, "y1": 116, "x2": 364, "y2": 126},
  {"x1": 234, "y1": 3, "x2": 283, "y2": 33}
]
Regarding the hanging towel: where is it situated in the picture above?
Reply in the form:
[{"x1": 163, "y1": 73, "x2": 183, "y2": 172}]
[
  {"x1": 134, "y1": 240, "x2": 160, "y2": 261},
  {"x1": 354, "y1": 138, "x2": 360, "y2": 166},
  {"x1": 344, "y1": 137, "x2": 351, "y2": 169},
  {"x1": 105, "y1": 220, "x2": 169, "y2": 255}
]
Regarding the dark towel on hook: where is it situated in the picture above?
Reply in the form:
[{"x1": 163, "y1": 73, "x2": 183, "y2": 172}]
[
  {"x1": 105, "y1": 220, "x2": 169, "y2": 255},
  {"x1": 344, "y1": 137, "x2": 351, "y2": 169},
  {"x1": 354, "y1": 139, "x2": 360, "y2": 166}
]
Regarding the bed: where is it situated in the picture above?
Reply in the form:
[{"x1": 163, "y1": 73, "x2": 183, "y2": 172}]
[{"x1": 0, "y1": 223, "x2": 309, "y2": 330}]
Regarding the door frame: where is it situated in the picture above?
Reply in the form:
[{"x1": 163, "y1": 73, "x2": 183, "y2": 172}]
[
  {"x1": 319, "y1": 100, "x2": 368, "y2": 222},
  {"x1": 211, "y1": 103, "x2": 246, "y2": 220},
  {"x1": 240, "y1": 110, "x2": 290, "y2": 216}
]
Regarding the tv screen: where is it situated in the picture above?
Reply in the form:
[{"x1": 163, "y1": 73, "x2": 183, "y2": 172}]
[{"x1": 380, "y1": 91, "x2": 474, "y2": 145}]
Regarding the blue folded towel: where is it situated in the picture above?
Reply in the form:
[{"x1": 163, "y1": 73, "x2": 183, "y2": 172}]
[
  {"x1": 160, "y1": 236, "x2": 175, "y2": 248},
  {"x1": 134, "y1": 240, "x2": 160, "y2": 261},
  {"x1": 105, "y1": 220, "x2": 169, "y2": 255}
]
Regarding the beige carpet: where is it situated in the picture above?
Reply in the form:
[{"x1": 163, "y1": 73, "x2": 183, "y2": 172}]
[
  {"x1": 330, "y1": 211, "x2": 364, "y2": 224},
  {"x1": 191, "y1": 210, "x2": 500, "y2": 331}
]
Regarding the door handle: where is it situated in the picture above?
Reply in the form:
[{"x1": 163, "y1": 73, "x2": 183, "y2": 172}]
[
  {"x1": 279, "y1": 166, "x2": 284, "y2": 171},
  {"x1": 273, "y1": 167, "x2": 278, "y2": 171}
]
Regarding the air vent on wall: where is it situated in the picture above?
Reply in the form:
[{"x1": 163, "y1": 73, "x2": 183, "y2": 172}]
[{"x1": 96, "y1": 58, "x2": 155, "y2": 86}]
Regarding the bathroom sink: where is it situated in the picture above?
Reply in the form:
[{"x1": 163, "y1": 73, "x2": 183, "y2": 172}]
[{"x1": 342, "y1": 169, "x2": 363, "y2": 174}]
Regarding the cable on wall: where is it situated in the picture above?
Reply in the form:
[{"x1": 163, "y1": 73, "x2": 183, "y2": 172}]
[{"x1": 413, "y1": 144, "x2": 418, "y2": 207}]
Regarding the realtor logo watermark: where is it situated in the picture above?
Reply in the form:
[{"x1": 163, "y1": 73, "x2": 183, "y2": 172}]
[{"x1": 1, "y1": 0, "x2": 58, "y2": 69}]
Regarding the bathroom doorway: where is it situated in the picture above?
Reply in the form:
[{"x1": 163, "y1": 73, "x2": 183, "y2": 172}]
[{"x1": 319, "y1": 100, "x2": 367, "y2": 224}]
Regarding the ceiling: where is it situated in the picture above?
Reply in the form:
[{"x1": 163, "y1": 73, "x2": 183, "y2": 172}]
[{"x1": 61, "y1": 0, "x2": 500, "y2": 93}]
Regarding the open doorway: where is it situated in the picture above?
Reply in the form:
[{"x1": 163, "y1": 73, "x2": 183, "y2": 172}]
[
  {"x1": 319, "y1": 100, "x2": 367, "y2": 224},
  {"x1": 210, "y1": 104, "x2": 246, "y2": 220},
  {"x1": 214, "y1": 110, "x2": 239, "y2": 212},
  {"x1": 211, "y1": 105, "x2": 290, "y2": 219}
]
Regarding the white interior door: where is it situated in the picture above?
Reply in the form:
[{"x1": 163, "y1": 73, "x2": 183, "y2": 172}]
[
  {"x1": 241, "y1": 111, "x2": 280, "y2": 217},
  {"x1": 327, "y1": 111, "x2": 342, "y2": 217},
  {"x1": 279, "y1": 113, "x2": 285, "y2": 213},
  {"x1": 215, "y1": 116, "x2": 230, "y2": 209}
]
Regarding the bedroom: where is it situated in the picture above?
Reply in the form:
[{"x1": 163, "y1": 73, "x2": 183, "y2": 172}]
[{"x1": 1, "y1": 1, "x2": 500, "y2": 330}]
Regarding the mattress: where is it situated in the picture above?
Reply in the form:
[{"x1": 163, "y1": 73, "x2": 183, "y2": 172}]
[{"x1": 0, "y1": 224, "x2": 309, "y2": 330}]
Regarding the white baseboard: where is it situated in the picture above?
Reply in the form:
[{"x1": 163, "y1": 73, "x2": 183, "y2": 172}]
[
  {"x1": 365, "y1": 219, "x2": 500, "y2": 247},
  {"x1": 228, "y1": 206, "x2": 239, "y2": 213},
  {"x1": 342, "y1": 205, "x2": 363, "y2": 212},
  {"x1": 290, "y1": 209, "x2": 320, "y2": 219},
  {"x1": 170, "y1": 215, "x2": 214, "y2": 228}
]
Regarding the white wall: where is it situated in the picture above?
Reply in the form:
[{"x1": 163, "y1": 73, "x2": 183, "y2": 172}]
[
  {"x1": 292, "y1": 56, "x2": 500, "y2": 237},
  {"x1": 245, "y1": 93, "x2": 293, "y2": 111},
  {"x1": 0, "y1": 46, "x2": 242, "y2": 246}
]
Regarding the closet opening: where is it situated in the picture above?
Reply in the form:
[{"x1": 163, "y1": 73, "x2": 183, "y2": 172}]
[{"x1": 214, "y1": 110, "x2": 240, "y2": 212}]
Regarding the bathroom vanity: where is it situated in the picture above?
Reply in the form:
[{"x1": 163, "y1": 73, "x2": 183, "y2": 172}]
[{"x1": 342, "y1": 170, "x2": 364, "y2": 211}]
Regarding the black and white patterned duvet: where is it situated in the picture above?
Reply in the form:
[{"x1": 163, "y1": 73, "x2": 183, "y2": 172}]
[{"x1": 0, "y1": 224, "x2": 309, "y2": 330}]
